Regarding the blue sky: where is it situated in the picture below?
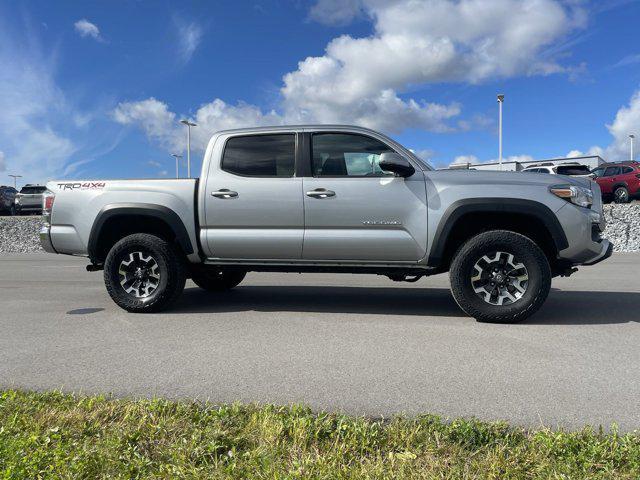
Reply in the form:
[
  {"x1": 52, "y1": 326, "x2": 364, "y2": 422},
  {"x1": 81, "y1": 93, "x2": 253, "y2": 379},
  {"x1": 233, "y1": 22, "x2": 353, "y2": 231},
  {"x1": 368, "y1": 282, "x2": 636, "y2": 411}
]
[{"x1": 1, "y1": 0, "x2": 640, "y2": 186}]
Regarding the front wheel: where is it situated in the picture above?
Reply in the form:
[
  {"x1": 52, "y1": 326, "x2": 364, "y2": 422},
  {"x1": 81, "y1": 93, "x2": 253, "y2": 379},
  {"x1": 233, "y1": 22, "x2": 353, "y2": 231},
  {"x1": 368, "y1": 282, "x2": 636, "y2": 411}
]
[
  {"x1": 449, "y1": 230, "x2": 551, "y2": 323},
  {"x1": 190, "y1": 268, "x2": 246, "y2": 292},
  {"x1": 104, "y1": 233, "x2": 186, "y2": 313},
  {"x1": 613, "y1": 186, "x2": 630, "y2": 204}
]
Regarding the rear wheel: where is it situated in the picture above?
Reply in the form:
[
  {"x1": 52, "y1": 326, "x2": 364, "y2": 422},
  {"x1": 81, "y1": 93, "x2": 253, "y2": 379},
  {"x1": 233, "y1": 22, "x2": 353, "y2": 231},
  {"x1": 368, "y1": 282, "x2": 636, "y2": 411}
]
[
  {"x1": 104, "y1": 233, "x2": 186, "y2": 312},
  {"x1": 449, "y1": 230, "x2": 551, "y2": 323},
  {"x1": 191, "y1": 268, "x2": 246, "y2": 292},
  {"x1": 613, "y1": 186, "x2": 630, "y2": 204}
]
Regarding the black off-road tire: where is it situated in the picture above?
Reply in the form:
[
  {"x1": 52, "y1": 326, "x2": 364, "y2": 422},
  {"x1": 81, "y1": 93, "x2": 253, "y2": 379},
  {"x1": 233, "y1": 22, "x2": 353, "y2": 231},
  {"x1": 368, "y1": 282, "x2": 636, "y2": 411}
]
[
  {"x1": 190, "y1": 268, "x2": 246, "y2": 292},
  {"x1": 613, "y1": 186, "x2": 630, "y2": 204},
  {"x1": 449, "y1": 230, "x2": 551, "y2": 323},
  {"x1": 104, "y1": 233, "x2": 186, "y2": 313}
]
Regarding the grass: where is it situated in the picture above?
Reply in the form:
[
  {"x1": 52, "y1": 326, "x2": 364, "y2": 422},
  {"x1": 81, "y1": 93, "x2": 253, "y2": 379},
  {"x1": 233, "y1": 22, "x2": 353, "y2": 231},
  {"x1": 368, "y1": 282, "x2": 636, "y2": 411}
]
[{"x1": 1, "y1": 390, "x2": 639, "y2": 479}]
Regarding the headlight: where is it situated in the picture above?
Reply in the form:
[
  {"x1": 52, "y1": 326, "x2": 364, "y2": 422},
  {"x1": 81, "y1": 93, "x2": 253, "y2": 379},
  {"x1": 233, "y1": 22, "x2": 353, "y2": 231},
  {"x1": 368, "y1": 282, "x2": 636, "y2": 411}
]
[{"x1": 550, "y1": 184, "x2": 593, "y2": 208}]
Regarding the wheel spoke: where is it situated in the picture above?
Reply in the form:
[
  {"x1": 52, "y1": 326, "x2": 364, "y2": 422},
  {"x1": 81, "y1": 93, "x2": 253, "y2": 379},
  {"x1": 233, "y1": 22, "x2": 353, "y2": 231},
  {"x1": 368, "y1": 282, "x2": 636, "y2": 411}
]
[
  {"x1": 470, "y1": 250, "x2": 529, "y2": 306},
  {"x1": 118, "y1": 251, "x2": 160, "y2": 299}
]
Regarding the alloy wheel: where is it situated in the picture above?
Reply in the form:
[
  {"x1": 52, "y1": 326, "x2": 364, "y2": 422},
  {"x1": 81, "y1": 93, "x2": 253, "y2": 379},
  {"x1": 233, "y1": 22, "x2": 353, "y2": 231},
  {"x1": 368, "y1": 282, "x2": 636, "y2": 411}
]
[
  {"x1": 470, "y1": 251, "x2": 529, "y2": 306},
  {"x1": 118, "y1": 251, "x2": 161, "y2": 298}
]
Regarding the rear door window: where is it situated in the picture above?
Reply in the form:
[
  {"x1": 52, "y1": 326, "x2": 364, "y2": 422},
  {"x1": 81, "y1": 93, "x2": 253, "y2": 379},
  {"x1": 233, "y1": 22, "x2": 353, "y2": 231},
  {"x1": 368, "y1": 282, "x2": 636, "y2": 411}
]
[{"x1": 222, "y1": 134, "x2": 295, "y2": 177}]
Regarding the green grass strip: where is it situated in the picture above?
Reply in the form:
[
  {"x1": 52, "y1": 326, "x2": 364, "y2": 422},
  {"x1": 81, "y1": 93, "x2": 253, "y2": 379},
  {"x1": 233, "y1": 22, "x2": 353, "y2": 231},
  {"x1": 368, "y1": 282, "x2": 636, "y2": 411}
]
[{"x1": 1, "y1": 390, "x2": 639, "y2": 479}]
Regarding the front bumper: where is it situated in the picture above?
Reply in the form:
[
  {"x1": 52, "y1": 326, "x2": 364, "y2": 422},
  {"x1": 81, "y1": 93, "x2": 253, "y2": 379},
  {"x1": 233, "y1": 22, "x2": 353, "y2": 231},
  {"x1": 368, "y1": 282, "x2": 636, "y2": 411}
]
[
  {"x1": 582, "y1": 239, "x2": 613, "y2": 266},
  {"x1": 39, "y1": 225, "x2": 57, "y2": 254}
]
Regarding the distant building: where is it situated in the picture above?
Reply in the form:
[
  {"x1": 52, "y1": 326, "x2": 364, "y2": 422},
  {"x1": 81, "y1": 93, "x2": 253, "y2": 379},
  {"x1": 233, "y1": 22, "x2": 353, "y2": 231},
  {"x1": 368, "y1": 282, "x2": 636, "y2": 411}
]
[{"x1": 448, "y1": 155, "x2": 605, "y2": 171}]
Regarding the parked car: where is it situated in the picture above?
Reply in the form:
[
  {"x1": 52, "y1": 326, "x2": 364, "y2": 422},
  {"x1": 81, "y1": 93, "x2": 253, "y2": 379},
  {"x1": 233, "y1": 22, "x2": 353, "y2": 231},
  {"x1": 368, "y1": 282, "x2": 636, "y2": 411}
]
[
  {"x1": 40, "y1": 125, "x2": 611, "y2": 323},
  {"x1": 522, "y1": 162, "x2": 593, "y2": 177},
  {"x1": 15, "y1": 184, "x2": 47, "y2": 214},
  {"x1": 0, "y1": 185, "x2": 18, "y2": 215},
  {"x1": 591, "y1": 161, "x2": 640, "y2": 203}
]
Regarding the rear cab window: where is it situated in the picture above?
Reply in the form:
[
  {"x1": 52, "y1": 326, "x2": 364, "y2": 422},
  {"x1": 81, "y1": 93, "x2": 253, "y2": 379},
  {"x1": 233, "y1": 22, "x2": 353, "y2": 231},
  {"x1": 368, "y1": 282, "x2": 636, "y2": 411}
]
[{"x1": 222, "y1": 134, "x2": 295, "y2": 177}]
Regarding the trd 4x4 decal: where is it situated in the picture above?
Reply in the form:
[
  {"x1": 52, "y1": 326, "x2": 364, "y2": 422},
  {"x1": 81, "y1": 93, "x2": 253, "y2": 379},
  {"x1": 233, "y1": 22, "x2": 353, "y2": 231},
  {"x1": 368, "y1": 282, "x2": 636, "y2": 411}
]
[{"x1": 57, "y1": 182, "x2": 106, "y2": 191}]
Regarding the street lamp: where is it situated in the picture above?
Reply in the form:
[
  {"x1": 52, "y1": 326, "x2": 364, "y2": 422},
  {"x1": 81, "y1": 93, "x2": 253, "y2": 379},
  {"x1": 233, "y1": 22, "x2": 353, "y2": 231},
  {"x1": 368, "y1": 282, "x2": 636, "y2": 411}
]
[
  {"x1": 630, "y1": 134, "x2": 635, "y2": 161},
  {"x1": 497, "y1": 94, "x2": 505, "y2": 171},
  {"x1": 8, "y1": 174, "x2": 22, "y2": 189},
  {"x1": 171, "y1": 154, "x2": 183, "y2": 179},
  {"x1": 180, "y1": 120, "x2": 197, "y2": 178}
]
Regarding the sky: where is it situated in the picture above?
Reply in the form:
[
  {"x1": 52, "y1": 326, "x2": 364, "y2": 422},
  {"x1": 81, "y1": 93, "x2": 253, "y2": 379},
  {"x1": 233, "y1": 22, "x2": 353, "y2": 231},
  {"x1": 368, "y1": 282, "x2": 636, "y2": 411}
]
[{"x1": 1, "y1": 0, "x2": 640, "y2": 187}]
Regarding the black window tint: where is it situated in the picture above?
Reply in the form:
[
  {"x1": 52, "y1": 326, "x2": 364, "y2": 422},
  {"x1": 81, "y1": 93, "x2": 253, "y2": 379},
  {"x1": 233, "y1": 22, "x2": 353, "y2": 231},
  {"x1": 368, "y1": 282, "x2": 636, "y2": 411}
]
[
  {"x1": 622, "y1": 166, "x2": 634, "y2": 174},
  {"x1": 556, "y1": 165, "x2": 591, "y2": 175},
  {"x1": 311, "y1": 133, "x2": 395, "y2": 177},
  {"x1": 222, "y1": 134, "x2": 295, "y2": 177},
  {"x1": 604, "y1": 167, "x2": 621, "y2": 177},
  {"x1": 20, "y1": 186, "x2": 46, "y2": 194}
]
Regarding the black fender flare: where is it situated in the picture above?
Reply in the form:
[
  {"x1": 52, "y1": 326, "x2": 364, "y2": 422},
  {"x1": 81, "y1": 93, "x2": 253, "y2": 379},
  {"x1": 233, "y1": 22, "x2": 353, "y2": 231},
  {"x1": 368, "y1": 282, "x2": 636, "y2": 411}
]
[
  {"x1": 426, "y1": 198, "x2": 569, "y2": 268},
  {"x1": 88, "y1": 203, "x2": 194, "y2": 261}
]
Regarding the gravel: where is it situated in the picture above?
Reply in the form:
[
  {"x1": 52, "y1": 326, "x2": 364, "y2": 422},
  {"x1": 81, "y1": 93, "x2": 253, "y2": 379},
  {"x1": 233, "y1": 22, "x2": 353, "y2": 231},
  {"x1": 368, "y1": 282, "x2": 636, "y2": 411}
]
[
  {"x1": 0, "y1": 216, "x2": 44, "y2": 254},
  {"x1": 603, "y1": 203, "x2": 640, "y2": 252},
  {"x1": 1, "y1": 204, "x2": 639, "y2": 254}
]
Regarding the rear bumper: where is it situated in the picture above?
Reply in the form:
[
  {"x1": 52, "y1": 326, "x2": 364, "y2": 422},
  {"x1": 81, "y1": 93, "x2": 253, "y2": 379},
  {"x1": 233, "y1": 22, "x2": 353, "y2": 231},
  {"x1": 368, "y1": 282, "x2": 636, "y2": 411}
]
[{"x1": 39, "y1": 225, "x2": 57, "y2": 254}]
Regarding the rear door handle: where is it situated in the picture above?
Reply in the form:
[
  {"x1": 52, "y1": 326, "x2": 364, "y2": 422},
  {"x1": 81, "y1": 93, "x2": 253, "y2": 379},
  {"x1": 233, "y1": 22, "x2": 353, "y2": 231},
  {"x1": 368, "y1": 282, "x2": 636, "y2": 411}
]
[
  {"x1": 306, "y1": 188, "x2": 335, "y2": 198},
  {"x1": 211, "y1": 189, "x2": 238, "y2": 199}
]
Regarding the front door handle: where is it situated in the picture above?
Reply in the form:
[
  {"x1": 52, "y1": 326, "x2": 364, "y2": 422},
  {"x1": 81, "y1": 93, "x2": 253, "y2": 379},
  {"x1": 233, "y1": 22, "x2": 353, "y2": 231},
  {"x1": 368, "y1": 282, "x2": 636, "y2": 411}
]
[
  {"x1": 211, "y1": 189, "x2": 238, "y2": 199},
  {"x1": 306, "y1": 188, "x2": 335, "y2": 198}
]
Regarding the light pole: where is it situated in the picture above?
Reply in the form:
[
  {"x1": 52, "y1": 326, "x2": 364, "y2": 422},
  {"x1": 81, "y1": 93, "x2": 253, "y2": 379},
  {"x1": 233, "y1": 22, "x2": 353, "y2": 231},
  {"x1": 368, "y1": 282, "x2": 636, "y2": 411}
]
[
  {"x1": 497, "y1": 94, "x2": 504, "y2": 171},
  {"x1": 171, "y1": 154, "x2": 182, "y2": 179},
  {"x1": 630, "y1": 134, "x2": 635, "y2": 161},
  {"x1": 180, "y1": 120, "x2": 197, "y2": 178},
  {"x1": 8, "y1": 174, "x2": 22, "y2": 189}
]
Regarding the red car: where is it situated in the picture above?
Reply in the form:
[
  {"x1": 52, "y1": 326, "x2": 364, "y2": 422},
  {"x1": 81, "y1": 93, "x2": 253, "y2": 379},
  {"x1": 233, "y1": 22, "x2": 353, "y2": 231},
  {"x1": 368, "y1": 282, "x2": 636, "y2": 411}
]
[{"x1": 591, "y1": 161, "x2": 640, "y2": 203}]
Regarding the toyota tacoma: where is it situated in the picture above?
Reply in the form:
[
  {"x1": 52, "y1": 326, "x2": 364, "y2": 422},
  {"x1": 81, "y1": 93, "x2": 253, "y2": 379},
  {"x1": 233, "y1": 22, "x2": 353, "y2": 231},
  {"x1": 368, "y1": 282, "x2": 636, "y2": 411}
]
[{"x1": 40, "y1": 125, "x2": 612, "y2": 322}]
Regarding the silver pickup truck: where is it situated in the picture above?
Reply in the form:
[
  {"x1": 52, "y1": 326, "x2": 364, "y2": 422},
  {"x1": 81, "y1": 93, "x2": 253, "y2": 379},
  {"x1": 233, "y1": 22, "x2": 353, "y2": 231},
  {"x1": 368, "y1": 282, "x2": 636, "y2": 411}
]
[{"x1": 40, "y1": 125, "x2": 612, "y2": 322}]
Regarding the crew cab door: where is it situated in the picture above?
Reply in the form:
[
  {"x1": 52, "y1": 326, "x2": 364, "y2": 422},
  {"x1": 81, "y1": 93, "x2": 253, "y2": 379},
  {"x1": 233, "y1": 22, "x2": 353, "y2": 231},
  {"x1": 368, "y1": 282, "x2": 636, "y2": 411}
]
[
  {"x1": 302, "y1": 132, "x2": 427, "y2": 262},
  {"x1": 202, "y1": 133, "x2": 304, "y2": 259}
]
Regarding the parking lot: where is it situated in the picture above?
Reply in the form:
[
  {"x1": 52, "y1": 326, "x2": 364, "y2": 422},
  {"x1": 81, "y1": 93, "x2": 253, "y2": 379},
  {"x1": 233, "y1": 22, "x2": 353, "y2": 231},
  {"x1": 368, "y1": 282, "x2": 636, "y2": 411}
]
[{"x1": 1, "y1": 252, "x2": 639, "y2": 431}]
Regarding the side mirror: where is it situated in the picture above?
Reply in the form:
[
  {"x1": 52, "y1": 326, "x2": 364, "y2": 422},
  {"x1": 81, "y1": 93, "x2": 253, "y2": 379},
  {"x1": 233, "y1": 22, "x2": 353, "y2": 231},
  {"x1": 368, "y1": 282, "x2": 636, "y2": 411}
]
[{"x1": 379, "y1": 152, "x2": 415, "y2": 178}]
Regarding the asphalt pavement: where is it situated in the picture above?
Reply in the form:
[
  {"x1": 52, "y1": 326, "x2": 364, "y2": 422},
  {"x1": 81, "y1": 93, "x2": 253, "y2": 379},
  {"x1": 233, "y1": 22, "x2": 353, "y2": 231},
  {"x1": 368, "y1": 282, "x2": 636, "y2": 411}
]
[{"x1": 1, "y1": 252, "x2": 639, "y2": 431}]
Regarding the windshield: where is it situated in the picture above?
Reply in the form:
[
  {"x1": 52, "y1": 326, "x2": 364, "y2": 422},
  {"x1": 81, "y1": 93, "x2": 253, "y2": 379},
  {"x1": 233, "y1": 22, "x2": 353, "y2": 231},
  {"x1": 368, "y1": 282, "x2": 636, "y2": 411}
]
[
  {"x1": 19, "y1": 186, "x2": 47, "y2": 194},
  {"x1": 556, "y1": 165, "x2": 591, "y2": 176}
]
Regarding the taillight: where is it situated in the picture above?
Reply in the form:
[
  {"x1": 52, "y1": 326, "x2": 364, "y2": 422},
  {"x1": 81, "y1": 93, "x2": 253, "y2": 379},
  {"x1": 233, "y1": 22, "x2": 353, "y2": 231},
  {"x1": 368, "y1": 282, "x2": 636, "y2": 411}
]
[{"x1": 42, "y1": 190, "x2": 55, "y2": 222}]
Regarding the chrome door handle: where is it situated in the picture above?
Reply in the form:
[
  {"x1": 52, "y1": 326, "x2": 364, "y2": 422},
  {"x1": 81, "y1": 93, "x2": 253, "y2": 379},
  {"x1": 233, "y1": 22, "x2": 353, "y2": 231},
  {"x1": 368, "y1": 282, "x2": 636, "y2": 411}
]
[
  {"x1": 306, "y1": 188, "x2": 335, "y2": 198},
  {"x1": 211, "y1": 189, "x2": 238, "y2": 199}
]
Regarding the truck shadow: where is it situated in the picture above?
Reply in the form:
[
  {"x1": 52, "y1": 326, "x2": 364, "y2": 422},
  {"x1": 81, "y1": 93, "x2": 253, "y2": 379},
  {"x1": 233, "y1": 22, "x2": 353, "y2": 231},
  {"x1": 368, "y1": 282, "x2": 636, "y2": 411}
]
[{"x1": 172, "y1": 286, "x2": 640, "y2": 325}]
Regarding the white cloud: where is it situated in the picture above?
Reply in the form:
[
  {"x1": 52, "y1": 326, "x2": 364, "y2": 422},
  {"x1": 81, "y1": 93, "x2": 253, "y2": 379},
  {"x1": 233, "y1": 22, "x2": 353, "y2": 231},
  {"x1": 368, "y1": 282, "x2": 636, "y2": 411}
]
[
  {"x1": 113, "y1": 98, "x2": 181, "y2": 151},
  {"x1": 114, "y1": 0, "x2": 590, "y2": 150},
  {"x1": 0, "y1": 25, "x2": 78, "y2": 183},
  {"x1": 281, "y1": 0, "x2": 586, "y2": 134},
  {"x1": 112, "y1": 98, "x2": 284, "y2": 153},
  {"x1": 309, "y1": 0, "x2": 364, "y2": 26},
  {"x1": 74, "y1": 19, "x2": 102, "y2": 41},
  {"x1": 175, "y1": 19, "x2": 203, "y2": 64},
  {"x1": 567, "y1": 89, "x2": 640, "y2": 162}
]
